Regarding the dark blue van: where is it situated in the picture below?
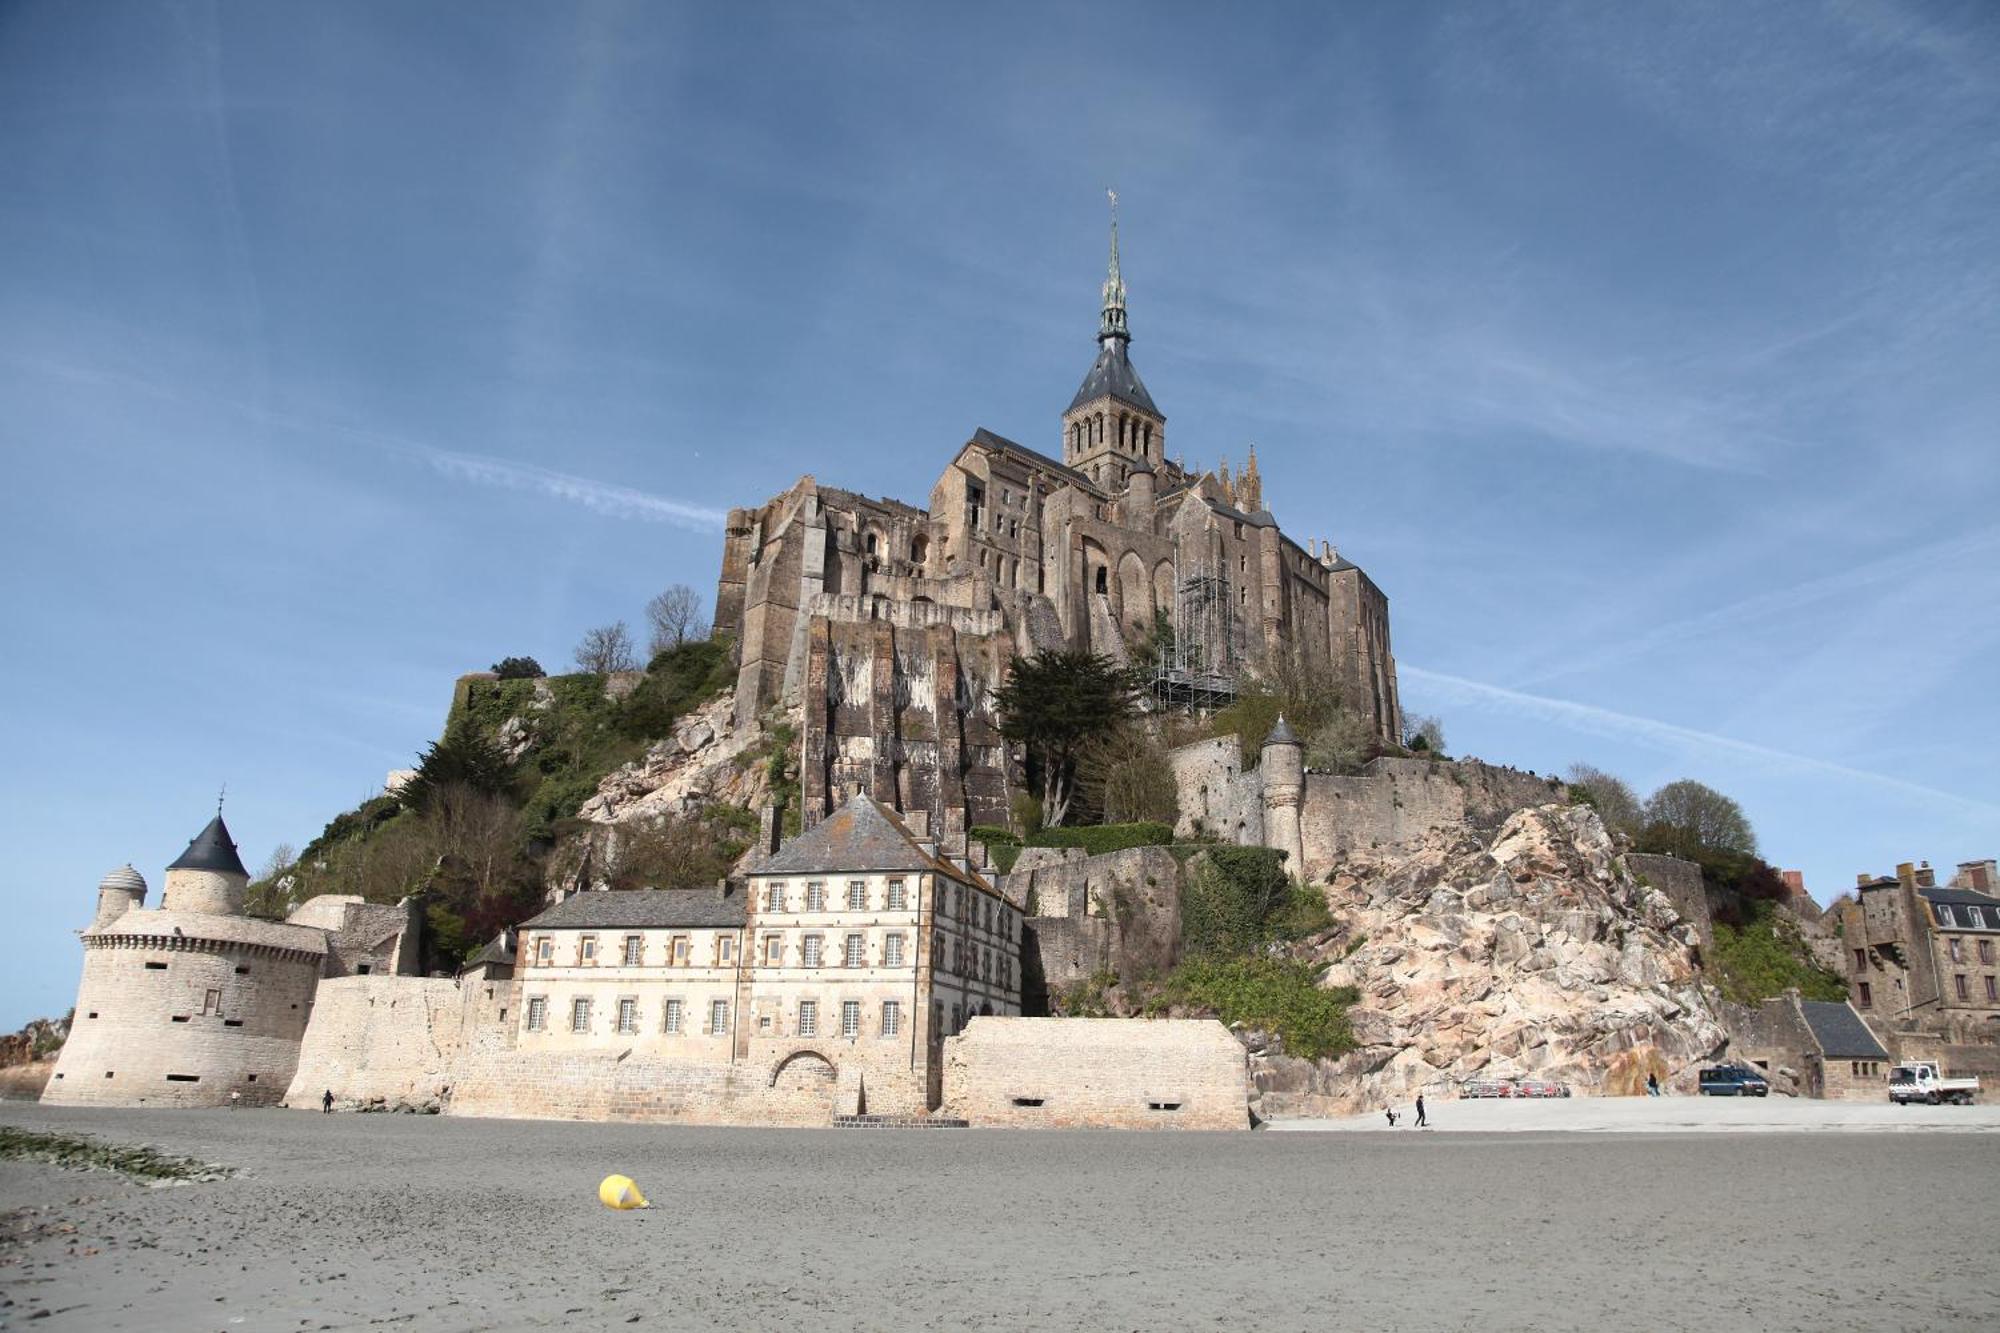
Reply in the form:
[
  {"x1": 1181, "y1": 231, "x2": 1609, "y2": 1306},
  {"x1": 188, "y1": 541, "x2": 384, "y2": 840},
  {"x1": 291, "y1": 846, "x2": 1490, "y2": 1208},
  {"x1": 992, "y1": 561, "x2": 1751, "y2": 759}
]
[{"x1": 1698, "y1": 1064, "x2": 1770, "y2": 1097}]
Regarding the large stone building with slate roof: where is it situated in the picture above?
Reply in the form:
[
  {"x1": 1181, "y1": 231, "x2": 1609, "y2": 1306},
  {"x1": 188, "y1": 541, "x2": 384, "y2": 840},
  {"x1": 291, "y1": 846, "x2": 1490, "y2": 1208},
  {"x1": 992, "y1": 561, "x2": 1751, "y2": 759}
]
[
  {"x1": 713, "y1": 209, "x2": 1400, "y2": 847},
  {"x1": 44, "y1": 812, "x2": 421, "y2": 1108},
  {"x1": 511, "y1": 794, "x2": 1022, "y2": 1116},
  {"x1": 1836, "y1": 857, "x2": 2000, "y2": 1078}
]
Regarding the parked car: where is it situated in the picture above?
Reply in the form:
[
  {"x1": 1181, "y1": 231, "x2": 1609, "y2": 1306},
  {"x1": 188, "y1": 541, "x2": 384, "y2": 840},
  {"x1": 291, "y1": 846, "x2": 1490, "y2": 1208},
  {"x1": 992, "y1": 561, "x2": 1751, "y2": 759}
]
[
  {"x1": 1888, "y1": 1062, "x2": 1979, "y2": 1106},
  {"x1": 1698, "y1": 1064, "x2": 1770, "y2": 1097}
]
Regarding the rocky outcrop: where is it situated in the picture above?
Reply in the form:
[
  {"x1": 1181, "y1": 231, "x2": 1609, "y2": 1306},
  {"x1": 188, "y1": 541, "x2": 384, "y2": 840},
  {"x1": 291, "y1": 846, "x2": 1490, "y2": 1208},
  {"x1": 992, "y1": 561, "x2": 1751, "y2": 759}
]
[{"x1": 1249, "y1": 805, "x2": 1727, "y2": 1118}]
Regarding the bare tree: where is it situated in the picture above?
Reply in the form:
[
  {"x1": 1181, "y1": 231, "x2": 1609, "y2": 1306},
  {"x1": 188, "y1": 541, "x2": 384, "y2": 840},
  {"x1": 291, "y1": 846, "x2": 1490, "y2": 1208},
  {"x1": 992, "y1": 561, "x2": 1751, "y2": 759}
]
[
  {"x1": 573, "y1": 621, "x2": 637, "y2": 674},
  {"x1": 1566, "y1": 763, "x2": 1643, "y2": 838},
  {"x1": 1306, "y1": 710, "x2": 1377, "y2": 774},
  {"x1": 1078, "y1": 723, "x2": 1180, "y2": 825},
  {"x1": 244, "y1": 843, "x2": 299, "y2": 921},
  {"x1": 1642, "y1": 779, "x2": 1758, "y2": 858},
  {"x1": 645, "y1": 585, "x2": 703, "y2": 657},
  {"x1": 1402, "y1": 713, "x2": 1446, "y2": 755}
]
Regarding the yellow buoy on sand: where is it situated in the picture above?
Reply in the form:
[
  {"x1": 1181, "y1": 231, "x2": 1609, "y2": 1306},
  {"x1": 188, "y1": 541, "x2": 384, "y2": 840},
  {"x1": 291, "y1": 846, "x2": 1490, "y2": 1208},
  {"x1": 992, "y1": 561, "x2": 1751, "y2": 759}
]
[{"x1": 598, "y1": 1174, "x2": 650, "y2": 1210}]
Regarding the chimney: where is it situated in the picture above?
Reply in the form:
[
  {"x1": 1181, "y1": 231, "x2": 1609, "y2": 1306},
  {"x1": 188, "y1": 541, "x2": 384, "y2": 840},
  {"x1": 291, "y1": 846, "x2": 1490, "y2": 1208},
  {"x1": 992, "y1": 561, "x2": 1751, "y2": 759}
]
[
  {"x1": 757, "y1": 803, "x2": 783, "y2": 859},
  {"x1": 1857, "y1": 873, "x2": 1872, "y2": 888},
  {"x1": 1781, "y1": 869, "x2": 1805, "y2": 897},
  {"x1": 905, "y1": 809, "x2": 930, "y2": 839},
  {"x1": 1960, "y1": 861, "x2": 1995, "y2": 893},
  {"x1": 1915, "y1": 861, "x2": 1936, "y2": 889},
  {"x1": 1896, "y1": 862, "x2": 1917, "y2": 889}
]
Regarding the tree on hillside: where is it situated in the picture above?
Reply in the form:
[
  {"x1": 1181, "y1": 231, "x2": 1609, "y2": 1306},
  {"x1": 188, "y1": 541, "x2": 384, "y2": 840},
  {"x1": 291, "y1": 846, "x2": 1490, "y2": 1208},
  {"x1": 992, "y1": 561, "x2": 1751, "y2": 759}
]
[
  {"x1": 1638, "y1": 778, "x2": 1758, "y2": 860},
  {"x1": 1566, "y1": 763, "x2": 1643, "y2": 838},
  {"x1": 992, "y1": 650, "x2": 1137, "y2": 828},
  {"x1": 1306, "y1": 710, "x2": 1378, "y2": 774},
  {"x1": 400, "y1": 717, "x2": 513, "y2": 815},
  {"x1": 574, "y1": 621, "x2": 637, "y2": 675},
  {"x1": 1402, "y1": 713, "x2": 1446, "y2": 755},
  {"x1": 243, "y1": 843, "x2": 299, "y2": 921},
  {"x1": 491, "y1": 656, "x2": 545, "y2": 679},
  {"x1": 645, "y1": 585, "x2": 703, "y2": 657},
  {"x1": 1078, "y1": 723, "x2": 1180, "y2": 826}
]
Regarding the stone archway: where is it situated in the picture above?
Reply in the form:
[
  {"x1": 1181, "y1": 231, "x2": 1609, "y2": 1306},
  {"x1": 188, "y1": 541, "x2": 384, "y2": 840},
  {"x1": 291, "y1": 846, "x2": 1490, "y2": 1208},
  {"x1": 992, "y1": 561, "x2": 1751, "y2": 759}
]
[{"x1": 770, "y1": 1049, "x2": 837, "y2": 1090}]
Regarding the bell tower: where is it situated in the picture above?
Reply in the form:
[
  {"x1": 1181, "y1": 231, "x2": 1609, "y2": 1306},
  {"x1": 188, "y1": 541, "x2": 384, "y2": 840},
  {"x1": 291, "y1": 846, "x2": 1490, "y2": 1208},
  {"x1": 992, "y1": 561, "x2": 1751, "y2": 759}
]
[{"x1": 1062, "y1": 192, "x2": 1165, "y2": 492}]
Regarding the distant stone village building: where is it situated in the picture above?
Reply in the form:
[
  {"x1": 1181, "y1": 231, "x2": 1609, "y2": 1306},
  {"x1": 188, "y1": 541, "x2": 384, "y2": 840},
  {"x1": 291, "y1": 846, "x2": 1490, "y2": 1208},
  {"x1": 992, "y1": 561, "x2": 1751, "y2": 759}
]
[
  {"x1": 1838, "y1": 858, "x2": 2000, "y2": 1079},
  {"x1": 43, "y1": 813, "x2": 420, "y2": 1108},
  {"x1": 1731, "y1": 993, "x2": 1892, "y2": 1101},
  {"x1": 515, "y1": 794, "x2": 1023, "y2": 1114},
  {"x1": 713, "y1": 211, "x2": 1400, "y2": 845}
]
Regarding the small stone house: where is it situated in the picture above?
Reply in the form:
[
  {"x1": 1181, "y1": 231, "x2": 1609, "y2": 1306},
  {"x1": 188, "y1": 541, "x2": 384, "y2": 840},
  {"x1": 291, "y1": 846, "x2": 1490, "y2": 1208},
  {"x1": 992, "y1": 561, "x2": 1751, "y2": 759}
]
[{"x1": 1734, "y1": 992, "x2": 1890, "y2": 1100}]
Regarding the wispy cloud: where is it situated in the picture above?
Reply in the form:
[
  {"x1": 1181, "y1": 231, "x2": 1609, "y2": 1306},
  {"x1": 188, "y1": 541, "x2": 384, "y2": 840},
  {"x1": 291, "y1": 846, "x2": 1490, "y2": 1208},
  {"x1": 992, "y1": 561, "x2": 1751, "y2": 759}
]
[
  {"x1": 419, "y1": 446, "x2": 727, "y2": 531},
  {"x1": 1402, "y1": 663, "x2": 2000, "y2": 821}
]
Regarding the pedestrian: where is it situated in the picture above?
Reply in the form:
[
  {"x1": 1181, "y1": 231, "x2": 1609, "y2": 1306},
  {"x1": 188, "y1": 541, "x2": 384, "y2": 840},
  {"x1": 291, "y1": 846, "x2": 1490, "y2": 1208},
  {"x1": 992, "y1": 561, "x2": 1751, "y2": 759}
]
[
  {"x1": 1646, "y1": 1072, "x2": 1660, "y2": 1097},
  {"x1": 229, "y1": 1089, "x2": 241, "y2": 1109},
  {"x1": 1384, "y1": 1106, "x2": 1399, "y2": 1127},
  {"x1": 322, "y1": 1088, "x2": 334, "y2": 1114},
  {"x1": 1414, "y1": 1094, "x2": 1427, "y2": 1128}
]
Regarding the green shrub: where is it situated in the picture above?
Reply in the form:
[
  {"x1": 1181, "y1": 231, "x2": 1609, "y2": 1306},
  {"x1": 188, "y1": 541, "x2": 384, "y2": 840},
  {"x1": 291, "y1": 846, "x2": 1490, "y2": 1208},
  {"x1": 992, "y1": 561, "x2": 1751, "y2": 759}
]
[
  {"x1": 1179, "y1": 846, "x2": 1296, "y2": 956},
  {"x1": 620, "y1": 640, "x2": 734, "y2": 741},
  {"x1": 1710, "y1": 901, "x2": 1848, "y2": 1005},
  {"x1": 1023, "y1": 822, "x2": 1175, "y2": 855},
  {"x1": 491, "y1": 656, "x2": 545, "y2": 679},
  {"x1": 1161, "y1": 958, "x2": 1357, "y2": 1060},
  {"x1": 989, "y1": 844, "x2": 1022, "y2": 875},
  {"x1": 970, "y1": 824, "x2": 1020, "y2": 847}
]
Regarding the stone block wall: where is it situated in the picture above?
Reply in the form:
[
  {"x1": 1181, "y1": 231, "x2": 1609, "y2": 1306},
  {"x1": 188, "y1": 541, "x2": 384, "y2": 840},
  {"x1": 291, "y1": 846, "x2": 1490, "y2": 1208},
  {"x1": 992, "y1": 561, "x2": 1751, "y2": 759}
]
[
  {"x1": 1626, "y1": 853, "x2": 1714, "y2": 953},
  {"x1": 282, "y1": 976, "x2": 472, "y2": 1109},
  {"x1": 940, "y1": 1017, "x2": 1248, "y2": 1129},
  {"x1": 446, "y1": 1049, "x2": 843, "y2": 1127}
]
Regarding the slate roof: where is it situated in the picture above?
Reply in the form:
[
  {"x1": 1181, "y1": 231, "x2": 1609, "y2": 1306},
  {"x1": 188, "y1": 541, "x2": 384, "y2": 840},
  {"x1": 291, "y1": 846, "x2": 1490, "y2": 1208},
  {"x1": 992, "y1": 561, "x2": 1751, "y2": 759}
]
[
  {"x1": 968, "y1": 428, "x2": 1101, "y2": 496},
  {"x1": 1919, "y1": 886, "x2": 2000, "y2": 909},
  {"x1": 167, "y1": 814, "x2": 249, "y2": 877},
  {"x1": 754, "y1": 793, "x2": 992, "y2": 893},
  {"x1": 1799, "y1": 1001, "x2": 1889, "y2": 1060},
  {"x1": 1266, "y1": 715, "x2": 1300, "y2": 747},
  {"x1": 520, "y1": 888, "x2": 746, "y2": 932},
  {"x1": 1066, "y1": 337, "x2": 1160, "y2": 417}
]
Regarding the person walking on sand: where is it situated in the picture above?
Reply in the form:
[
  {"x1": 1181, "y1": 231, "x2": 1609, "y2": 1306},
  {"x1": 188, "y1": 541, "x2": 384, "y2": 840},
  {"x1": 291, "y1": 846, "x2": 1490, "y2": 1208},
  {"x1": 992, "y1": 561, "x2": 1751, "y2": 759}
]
[
  {"x1": 322, "y1": 1089, "x2": 333, "y2": 1114},
  {"x1": 1384, "y1": 1106, "x2": 1399, "y2": 1127},
  {"x1": 1647, "y1": 1072, "x2": 1661, "y2": 1097},
  {"x1": 1414, "y1": 1094, "x2": 1427, "y2": 1128}
]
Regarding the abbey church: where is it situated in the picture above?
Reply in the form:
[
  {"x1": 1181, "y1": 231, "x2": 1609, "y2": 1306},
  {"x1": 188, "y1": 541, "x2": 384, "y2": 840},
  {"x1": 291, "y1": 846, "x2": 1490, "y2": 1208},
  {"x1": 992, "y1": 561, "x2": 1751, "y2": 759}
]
[{"x1": 714, "y1": 211, "x2": 1401, "y2": 845}]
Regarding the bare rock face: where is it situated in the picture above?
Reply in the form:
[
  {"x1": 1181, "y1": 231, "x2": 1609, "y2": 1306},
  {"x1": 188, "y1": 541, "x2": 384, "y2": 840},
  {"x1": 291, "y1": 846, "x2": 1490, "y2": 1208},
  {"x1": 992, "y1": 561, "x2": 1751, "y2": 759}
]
[
  {"x1": 573, "y1": 694, "x2": 777, "y2": 831},
  {"x1": 1252, "y1": 804, "x2": 1727, "y2": 1118}
]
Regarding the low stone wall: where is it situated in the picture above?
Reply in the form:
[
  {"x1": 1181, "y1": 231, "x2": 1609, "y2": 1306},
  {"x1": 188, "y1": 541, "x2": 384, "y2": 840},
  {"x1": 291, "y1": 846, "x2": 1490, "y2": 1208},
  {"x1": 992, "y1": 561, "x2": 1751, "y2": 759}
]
[
  {"x1": 1297, "y1": 759, "x2": 1565, "y2": 880},
  {"x1": 940, "y1": 1017, "x2": 1248, "y2": 1130},
  {"x1": 1626, "y1": 853, "x2": 1714, "y2": 952},
  {"x1": 445, "y1": 1049, "x2": 842, "y2": 1127}
]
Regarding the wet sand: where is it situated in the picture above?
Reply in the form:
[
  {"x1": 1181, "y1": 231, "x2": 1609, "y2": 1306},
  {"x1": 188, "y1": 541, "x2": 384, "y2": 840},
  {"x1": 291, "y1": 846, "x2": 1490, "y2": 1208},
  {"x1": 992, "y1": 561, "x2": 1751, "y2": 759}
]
[{"x1": 3, "y1": 1102, "x2": 1996, "y2": 1331}]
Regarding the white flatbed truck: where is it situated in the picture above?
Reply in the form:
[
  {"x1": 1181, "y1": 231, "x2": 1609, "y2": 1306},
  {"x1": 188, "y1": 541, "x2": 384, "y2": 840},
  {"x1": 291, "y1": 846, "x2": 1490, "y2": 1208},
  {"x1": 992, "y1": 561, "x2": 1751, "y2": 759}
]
[{"x1": 1888, "y1": 1061, "x2": 1979, "y2": 1105}]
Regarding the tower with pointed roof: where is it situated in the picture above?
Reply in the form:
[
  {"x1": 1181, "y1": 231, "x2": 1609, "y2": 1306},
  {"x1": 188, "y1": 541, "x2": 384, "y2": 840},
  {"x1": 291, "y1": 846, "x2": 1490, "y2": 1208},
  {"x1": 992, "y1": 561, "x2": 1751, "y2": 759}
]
[
  {"x1": 1061, "y1": 192, "x2": 1166, "y2": 490},
  {"x1": 161, "y1": 812, "x2": 251, "y2": 915}
]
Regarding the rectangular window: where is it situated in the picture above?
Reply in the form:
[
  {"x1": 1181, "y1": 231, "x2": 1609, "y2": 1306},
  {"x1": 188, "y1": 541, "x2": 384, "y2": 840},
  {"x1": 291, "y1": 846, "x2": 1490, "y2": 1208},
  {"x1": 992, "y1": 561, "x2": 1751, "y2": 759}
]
[
  {"x1": 1857, "y1": 981, "x2": 1872, "y2": 1009},
  {"x1": 802, "y1": 935, "x2": 822, "y2": 968},
  {"x1": 1950, "y1": 938, "x2": 1964, "y2": 963},
  {"x1": 806, "y1": 882, "x2": 827, "y2": 911},
  {"x1": 535, "y1": 937, "x2": 552, "y2": 965},
  {"x1": 144, "y1": 961, "x2": 168, "y2": 971},
  {"x1": 580, "y1": 936, "x2": 598, "y2": 964},
  {"x1": 623, "y1": 936, "x2": 643, "y2": 967},
  {"x1": 202, "y1": 989, "x2": 222, "y2": 1016},
  {"x1": 881, "y1": 1000, "x2": 901, "y2": 1037},
  {"x1": 766, "y1": 883, "x2": 785, "y2": 912},
  {"x1": 1854, "y1": 948, "x2": 1867, "y2": 972},
  {"x1": 664, "y1": 999, "x2": 683, "y2": 1034},
  {"x1": 1982, "y1": 940, "x2": 1995, "y2": 965},
  {"x1": 718, "y1": 936, "x2": 735, "y2": 965},
  {"x1": 1986, "y1": 976, "x2": 1997, "y2": 1002},
  {"x1": 709, "y1": 999, "x2": 729, "y2": 1034},
  {"x1": 1955, "y1": 974, "x2": 1970, "y2": 1001},
  {"x1": 570, "y1": 997, "x2": 591, "y2": 1032},
  {"x1": 526, "y1": 997, "x2": 547, "y2": 1030},
  {"x1": 845, "y1": 934, "x2": 865, "y2": 968},
  {"x1": 887, "y1": 880, "x2": 907, "y2": 911},
  {"x1": 842, "y1": 1000, "x2": 861, "y2": 1039},
  {"x1": 884, "y1": 934, "x2": 905, "y2": 968},
  {"x1": 617, "y1": 998, "x2": 638, "y2": 1034},
  {"x1": 847, "y1": 880, "x2": 867, "y2": 911},
  {"x1": 764, "y1": 935, "x2": 782, "y2": 966},
  {"x1": 798, "y1": 1000, "x2": 818, "y2": 1038},
  {"x1": 671, "y1": 935, "x2": 689, "y2": 966}
]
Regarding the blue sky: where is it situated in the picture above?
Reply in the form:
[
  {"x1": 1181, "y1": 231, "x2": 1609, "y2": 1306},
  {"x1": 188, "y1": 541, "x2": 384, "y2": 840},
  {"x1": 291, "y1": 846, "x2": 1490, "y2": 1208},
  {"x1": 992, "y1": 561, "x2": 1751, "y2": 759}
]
[{"x1": 2, "y1": 1, "x2": 1995, "y2": 1028}]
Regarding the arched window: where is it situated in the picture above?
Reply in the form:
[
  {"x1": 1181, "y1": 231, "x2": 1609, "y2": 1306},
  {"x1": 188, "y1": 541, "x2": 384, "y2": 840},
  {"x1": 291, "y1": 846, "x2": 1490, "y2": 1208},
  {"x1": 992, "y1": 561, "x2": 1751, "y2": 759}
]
[
  {"x1": 1095, "y1": 566, "x2": 1108, "y2": 594},
  {"x1": 865, "y1": 532, "x2": 877, "y2": 555},
  {"x1": 911, "y1": 533, "x2": 929, "y2": 564}
]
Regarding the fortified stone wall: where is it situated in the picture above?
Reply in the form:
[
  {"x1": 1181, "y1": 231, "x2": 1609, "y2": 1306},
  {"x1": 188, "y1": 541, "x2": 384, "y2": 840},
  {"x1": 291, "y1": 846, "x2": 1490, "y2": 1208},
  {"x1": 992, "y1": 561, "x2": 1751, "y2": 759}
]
[
  {"x1": 283, "y1": 976, "x2": 475, "y2": 1110},
  {"x1": 940, "y1": 1017, "x2": 1247, "y2": 1129},
  {"x1": 1626, "y1": 853, "x2": 1715, "y2": 952},
  {"x1": 799, "y1": 610, "x2": 1021, "y2": 846},
  {"x1": 285, "y1": 897, "x2": 421, "y2": 978},
  {"x1": 1009, "y1": 846, "x2": 1184, "y2": 998},
  {"x1": 445, "y1": 1049, "x2": 846, "y2": 1127}
]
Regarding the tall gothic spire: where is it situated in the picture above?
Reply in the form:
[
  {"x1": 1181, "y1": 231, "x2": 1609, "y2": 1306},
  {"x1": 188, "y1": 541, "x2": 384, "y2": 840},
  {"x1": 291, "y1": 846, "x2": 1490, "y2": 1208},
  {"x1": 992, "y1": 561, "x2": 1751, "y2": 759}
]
[{"x1": 1099, "y1": 189, "x2": 1129, "y2": 345}]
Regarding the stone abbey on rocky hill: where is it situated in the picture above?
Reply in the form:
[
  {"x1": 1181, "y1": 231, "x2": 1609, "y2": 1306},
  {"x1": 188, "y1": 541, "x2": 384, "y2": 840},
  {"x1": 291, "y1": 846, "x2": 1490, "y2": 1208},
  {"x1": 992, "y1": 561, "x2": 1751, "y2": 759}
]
[{"x1": 713, "y1": 210, "x2": 1401, "y2": 844}]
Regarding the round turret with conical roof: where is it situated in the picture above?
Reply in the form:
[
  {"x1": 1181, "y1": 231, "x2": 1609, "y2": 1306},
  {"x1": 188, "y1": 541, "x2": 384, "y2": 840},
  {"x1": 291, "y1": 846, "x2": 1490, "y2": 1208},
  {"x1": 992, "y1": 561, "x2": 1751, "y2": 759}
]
[{"x1": 162, "y1": 813, "x2": 250, "y2": 915}]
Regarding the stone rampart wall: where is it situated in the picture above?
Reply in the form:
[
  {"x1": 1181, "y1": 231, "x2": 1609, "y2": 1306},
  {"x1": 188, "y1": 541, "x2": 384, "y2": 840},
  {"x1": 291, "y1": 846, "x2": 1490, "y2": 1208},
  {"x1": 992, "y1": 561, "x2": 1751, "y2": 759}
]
[
  {"x1": 940, "y1": 1017, "x2": 1247, "y2": 1129},
  {"x1": 1625, "y1": 853, "x2": 1714, "y2": 952},
  {"x1": 445, "y1": 1049, "x2": 842, "y2": 1127},
  {"x1": 283, "y1": 976, "x2": 472, "y2": 1109}
]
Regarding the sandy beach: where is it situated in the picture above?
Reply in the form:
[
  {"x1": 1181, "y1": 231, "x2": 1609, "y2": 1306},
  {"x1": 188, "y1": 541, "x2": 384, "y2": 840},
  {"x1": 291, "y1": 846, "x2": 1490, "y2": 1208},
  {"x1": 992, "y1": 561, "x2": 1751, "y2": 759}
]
[{"x1": 3, "y1": 1101, "x2": 1997, "y2": 1332}]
